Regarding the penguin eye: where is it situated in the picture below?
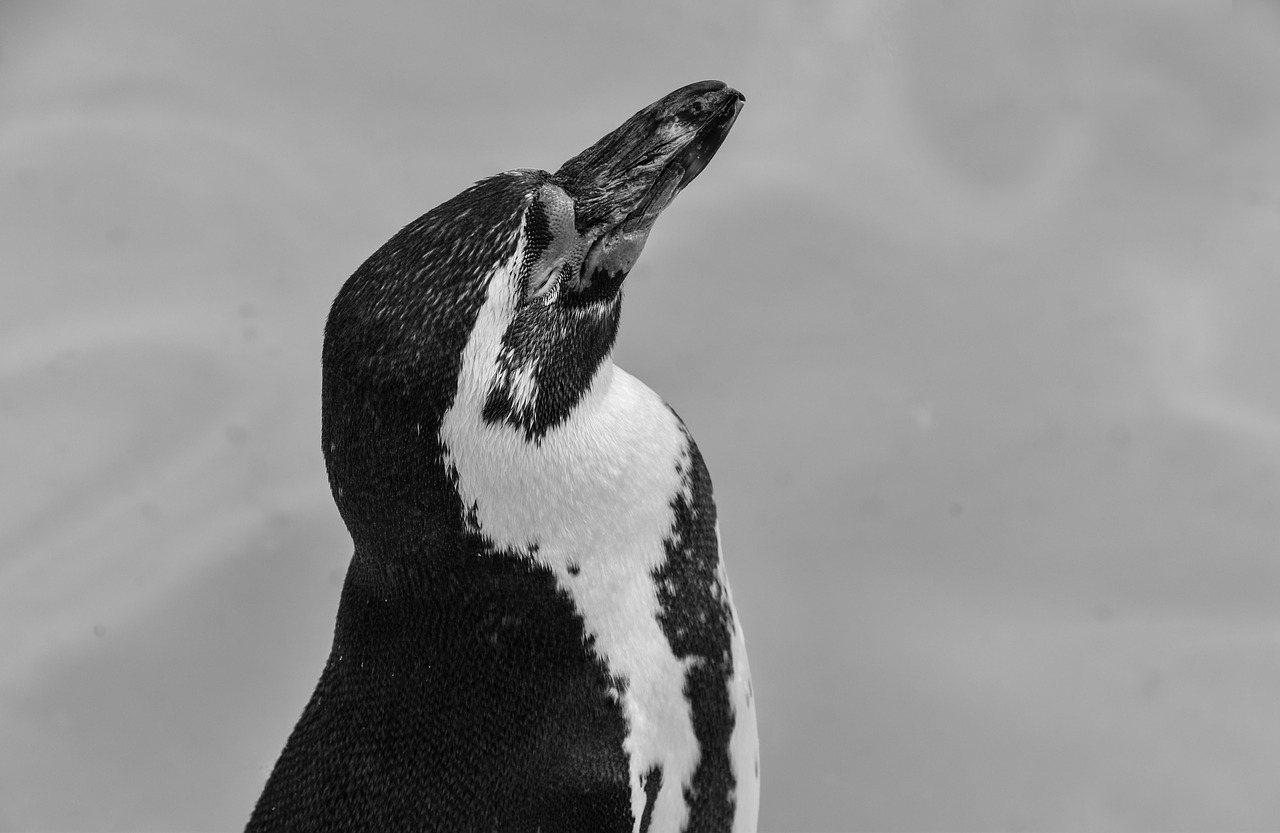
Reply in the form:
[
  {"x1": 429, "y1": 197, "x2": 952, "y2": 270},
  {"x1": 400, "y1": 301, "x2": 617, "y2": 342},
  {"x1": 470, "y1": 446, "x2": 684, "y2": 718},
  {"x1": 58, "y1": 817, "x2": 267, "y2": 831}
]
[{"x1": 529, "y1": 262, "x2": 561, "y2": 302}]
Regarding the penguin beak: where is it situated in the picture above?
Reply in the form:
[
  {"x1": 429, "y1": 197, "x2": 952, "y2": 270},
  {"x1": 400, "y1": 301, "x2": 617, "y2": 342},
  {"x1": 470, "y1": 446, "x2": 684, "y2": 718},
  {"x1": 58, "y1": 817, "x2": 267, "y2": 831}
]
[{"x1": 552, "y1": 80, "x2": 744, "y2": 285}]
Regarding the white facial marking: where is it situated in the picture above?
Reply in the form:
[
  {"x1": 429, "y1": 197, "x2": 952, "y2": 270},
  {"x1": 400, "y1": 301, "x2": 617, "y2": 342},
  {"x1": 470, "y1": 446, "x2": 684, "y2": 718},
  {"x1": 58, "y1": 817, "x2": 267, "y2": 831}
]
[{"x1": 439, "y1": 227, "x2": 701, "y2": 831}]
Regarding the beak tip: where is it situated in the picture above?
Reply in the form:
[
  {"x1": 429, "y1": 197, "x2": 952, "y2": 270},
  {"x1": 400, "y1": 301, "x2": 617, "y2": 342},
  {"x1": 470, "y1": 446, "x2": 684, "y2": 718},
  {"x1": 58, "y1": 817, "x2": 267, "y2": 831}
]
[{"x1": 554, "y1": 80, "x2": 744, "y2": 230}]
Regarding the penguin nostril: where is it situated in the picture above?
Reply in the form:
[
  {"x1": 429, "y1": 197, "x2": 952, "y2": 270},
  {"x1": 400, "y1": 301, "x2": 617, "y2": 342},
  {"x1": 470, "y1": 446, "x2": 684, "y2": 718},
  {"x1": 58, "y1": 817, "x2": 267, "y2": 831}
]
[{"x1": 682, "y1": 100, "x2": 708, "y2": 122}]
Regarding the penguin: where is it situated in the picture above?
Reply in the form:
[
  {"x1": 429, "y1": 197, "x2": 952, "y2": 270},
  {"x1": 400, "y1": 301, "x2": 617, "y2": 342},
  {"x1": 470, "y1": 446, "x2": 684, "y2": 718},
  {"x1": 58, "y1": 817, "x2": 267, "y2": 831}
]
[{"x1": 246, "y1": 80, "x2": 758, "y2": 833}]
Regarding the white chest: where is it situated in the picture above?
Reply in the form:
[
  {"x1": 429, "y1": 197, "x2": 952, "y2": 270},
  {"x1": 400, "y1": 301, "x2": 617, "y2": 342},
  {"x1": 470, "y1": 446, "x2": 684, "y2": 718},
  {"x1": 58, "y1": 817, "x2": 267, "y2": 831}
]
[{"x1": 438, "y1": 259, "x2": 757, "y2": 831}]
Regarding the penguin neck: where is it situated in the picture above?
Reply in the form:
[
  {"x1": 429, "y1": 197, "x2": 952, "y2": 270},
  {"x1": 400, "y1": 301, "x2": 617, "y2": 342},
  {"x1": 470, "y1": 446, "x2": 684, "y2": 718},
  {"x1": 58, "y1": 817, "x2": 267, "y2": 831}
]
[
  {"x1": 322, "y1": 344, "x2": 630, "y2": 557},
  {"x1": 439, "y1": 350, "x2": 687, "y2": 562}
]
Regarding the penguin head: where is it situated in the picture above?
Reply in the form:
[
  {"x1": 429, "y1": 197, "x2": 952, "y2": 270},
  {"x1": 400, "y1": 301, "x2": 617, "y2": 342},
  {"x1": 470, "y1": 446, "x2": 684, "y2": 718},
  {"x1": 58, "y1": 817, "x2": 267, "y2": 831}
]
[
  {"x1": 322, "y1": 81, "x2": 743, "y2": 541},
  {"x1": 546, "y1": 78, "x2": 745, "y2": 308}
]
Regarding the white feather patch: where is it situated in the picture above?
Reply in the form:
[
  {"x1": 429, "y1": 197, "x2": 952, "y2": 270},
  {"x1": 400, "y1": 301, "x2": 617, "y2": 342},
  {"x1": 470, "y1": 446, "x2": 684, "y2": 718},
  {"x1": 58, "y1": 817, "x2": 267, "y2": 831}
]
[
  {"x1": 506, "y1": 360, "x2": 538, "y2": 416},
  {"x1": 439, "y1": 248, "x2": 701, "y2": 831}
]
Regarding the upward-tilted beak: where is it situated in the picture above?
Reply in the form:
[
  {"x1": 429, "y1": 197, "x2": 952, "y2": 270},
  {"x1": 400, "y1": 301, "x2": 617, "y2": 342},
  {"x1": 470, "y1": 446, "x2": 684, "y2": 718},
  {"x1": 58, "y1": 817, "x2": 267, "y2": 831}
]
[{"x1": 552, "y1": 80, "x2": 745, "y2": 280}]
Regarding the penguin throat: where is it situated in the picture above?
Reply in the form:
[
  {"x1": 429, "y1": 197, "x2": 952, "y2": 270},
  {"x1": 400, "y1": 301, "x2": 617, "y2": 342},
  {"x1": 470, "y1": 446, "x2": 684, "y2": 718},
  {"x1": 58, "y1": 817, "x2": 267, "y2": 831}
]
[
  {"x1": 568, "y1": 227, "x2": 649, "y2": 303},
  {"x1": 481, "y1": 298, "x2": 621, "y2": 442}
]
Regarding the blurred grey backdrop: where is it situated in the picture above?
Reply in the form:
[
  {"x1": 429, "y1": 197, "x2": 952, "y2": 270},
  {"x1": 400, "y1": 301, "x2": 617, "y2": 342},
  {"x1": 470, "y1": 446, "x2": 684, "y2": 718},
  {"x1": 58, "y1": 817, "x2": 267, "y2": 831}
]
[{"x1": 2, "y1": 1, "x2": 1277, "y2": 830}]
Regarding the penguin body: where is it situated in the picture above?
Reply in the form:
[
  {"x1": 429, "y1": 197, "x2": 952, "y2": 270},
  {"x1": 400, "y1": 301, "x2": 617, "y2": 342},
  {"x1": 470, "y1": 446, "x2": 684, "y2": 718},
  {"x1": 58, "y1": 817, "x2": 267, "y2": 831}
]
[{"x1": 248, "y1": 81, "x2": 757, "y2": 832}]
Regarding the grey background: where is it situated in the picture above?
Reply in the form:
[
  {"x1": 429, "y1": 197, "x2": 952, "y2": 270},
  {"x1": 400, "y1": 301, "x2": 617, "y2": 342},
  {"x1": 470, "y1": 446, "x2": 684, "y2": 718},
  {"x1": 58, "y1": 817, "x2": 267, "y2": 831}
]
[{"x1": 2, "y1": 1, "x2": 1277, "y2": 830}]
